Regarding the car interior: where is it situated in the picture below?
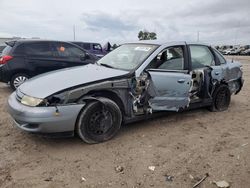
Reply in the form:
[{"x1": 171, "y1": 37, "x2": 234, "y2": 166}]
[{"x1": 147, "y1": 47, "x2": 184, "y2": 70}]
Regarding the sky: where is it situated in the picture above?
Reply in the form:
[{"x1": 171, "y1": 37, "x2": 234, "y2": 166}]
[{"x1": 0, "y1": 0, "x2": 250, "y2": 45}]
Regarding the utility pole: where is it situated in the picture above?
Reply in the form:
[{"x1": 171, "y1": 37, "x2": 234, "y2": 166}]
[
  {"x1": 73, "y1": 25, "x2": 76, "y2": 41},
  {"x1": 197, "y1": 31, "x2": 200, "y2": 42}
]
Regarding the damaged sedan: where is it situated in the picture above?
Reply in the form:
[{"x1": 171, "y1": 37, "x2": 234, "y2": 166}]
[{"x1": 7, "y1": 41, "x2": 244, "y2": 143}]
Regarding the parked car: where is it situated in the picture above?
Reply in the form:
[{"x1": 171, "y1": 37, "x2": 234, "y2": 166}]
[
  {"x1": 229, "y1": 48, "x2": 242, "y2": 55},
  {"x1": 0, "y1": 44, "x2": 6, "y2": 55},
  {"x1": 7, "y1": 41, "x2": 244, "y2": 143},
  {"x1": 240, "y1": 49, "x2": 250, "y2": 56},
  {"x1": 222, "y1": 49, "x2": 233, "y2": 55},
  {"x1": 71, "y1": 42, "x2": 108, "y2": 58},
  {"x1": 0, "y1": 40, "x2": 97, "y2": 89}
]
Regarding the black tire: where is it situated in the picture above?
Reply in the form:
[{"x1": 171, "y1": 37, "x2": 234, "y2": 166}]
[
  {"x1": 209, "y1": 84, "x2": 231, "y2": 112},
  {"x1": 76, "y1": 97, "x2": 122, "y2": 144},
  {"x1": 10, "y1": 73, "x2": 29, "y2": 90}
]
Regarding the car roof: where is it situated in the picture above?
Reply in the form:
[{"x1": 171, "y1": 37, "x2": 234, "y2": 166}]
[
  {"x1": 70, "y1": 41, "x2": 101, "y2": 44},
  {"x1": 124, "y1": 40, "x2": 210, "y2": 47},
  {"x1": 5, "y1": 39, "x2": 82, "y2": 47}
]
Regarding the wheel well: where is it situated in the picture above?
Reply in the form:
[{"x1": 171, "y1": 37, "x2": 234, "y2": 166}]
[
  {"x1": 74, "y1": 90, "x2": 125, "y2": 134},
  {"x1": 85, "y1": 90, "x2": 125, "y2": 115},
  {"x1": 10, "y1": 70, "x2": 30, "y2": 80},
  {"x1": 213, "y1": 80, "x2": 228, "y2": 90}
]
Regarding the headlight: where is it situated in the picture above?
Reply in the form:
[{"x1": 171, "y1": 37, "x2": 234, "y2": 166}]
[{"x1": 21, "y1": 95, "x2": 44, "y2": 107}]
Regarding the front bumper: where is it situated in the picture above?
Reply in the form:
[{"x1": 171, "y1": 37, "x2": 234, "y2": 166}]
[{"x1": 7, "y1": 92, "x2": 85, "y2": 133}]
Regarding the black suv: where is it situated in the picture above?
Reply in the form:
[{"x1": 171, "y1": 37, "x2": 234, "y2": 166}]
[{"x1": 0, "y1": 40, "x2": 97, "y2": 89}]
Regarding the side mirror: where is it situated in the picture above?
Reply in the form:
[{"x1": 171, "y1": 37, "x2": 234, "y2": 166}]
[
  {"x1": 80, "y1": 53, "x2": 90, "y2": 61},
  {"x1": 85, "y1": 53, "x2": 90, "y2": 59}
]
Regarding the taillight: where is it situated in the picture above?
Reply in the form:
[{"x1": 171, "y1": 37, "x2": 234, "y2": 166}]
[{"x1": 0, "y1": 55, "x2": 13, "y2": 65}]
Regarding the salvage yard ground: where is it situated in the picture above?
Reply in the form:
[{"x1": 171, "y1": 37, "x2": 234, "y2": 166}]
[{"x1": 0, "y1": 56, "x2": 249, "y2": 188}]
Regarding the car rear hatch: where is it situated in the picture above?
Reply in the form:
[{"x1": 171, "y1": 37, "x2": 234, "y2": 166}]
[{"x1": 0, "y1": 41, "x2": 14, "y2": 81}]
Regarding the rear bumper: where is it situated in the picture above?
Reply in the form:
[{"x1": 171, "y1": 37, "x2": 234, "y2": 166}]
[
  {"x1": 0, "y1": 65, "x2": 3, "y2": 82},
  {"x1": 0, "y1": 65, "x2": 9, "y2": 83},
  {"x1": 7, "y1": 92, "x2": 85, "y2": 133}
]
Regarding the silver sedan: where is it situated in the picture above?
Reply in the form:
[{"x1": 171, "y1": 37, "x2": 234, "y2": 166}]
[{"x1": 8, "y1": 41, "x2": 244, "y2": 143}]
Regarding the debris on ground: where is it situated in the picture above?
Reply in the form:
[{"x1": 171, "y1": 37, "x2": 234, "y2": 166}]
[
  {"x1": 44, "y1": 177, "x2": 53, "y2": 182},
  {"x1": 115, "y1": 165, "x2": 124, "y2": 173},
  {"x1": 213, "y1": 180, "x2": 230, "y2": 188},
  {"x1": 192, "y1": 173, "x2": 209, "y2": 188},
  {"x1": 189, "y1": 174, "x2": 194, "y2": 180},
  {"x1": 148, "y1": 166, "x2": 155, "y2": 171},
  {"x1": 164, "y1": 174, "x2": 174, "y2": 182},
  {"x1": 241, "y1": 143, "x2": 248, "y2": 147},
  {"x1": 228, "y1": 154, "x2": 234, "y2": 157},
  {"x1": 81, "y1": 177, "x2": 86, "y2": 182}
]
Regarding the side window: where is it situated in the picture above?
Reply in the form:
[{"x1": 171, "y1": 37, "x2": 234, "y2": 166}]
[
  {"x1": 24, "y1": 42, "x2": 52, "y2": 56},
  {"x1": 82, "y1": 43, "x2": 91, "y2": 50},
  {"x1": 189, "y1": 45, "x2": 214, "y2": 69},
  {"x1": 148, "y1": 46, "x2": 184, "y2": 70},
  {"x1": 53, "y1": 43, "x2": 85, "y2": 61},
  {"x1": 213, "y1": 48, "x2": 226, "y2": 64}
]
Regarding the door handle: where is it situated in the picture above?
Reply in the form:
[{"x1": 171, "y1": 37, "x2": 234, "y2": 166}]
[
  {"x1": 177, "y1": 79, "x2": 185, "y2": 83},
  {"x1": 215, "y1": 71, "x2": 220, "y2": 75}
]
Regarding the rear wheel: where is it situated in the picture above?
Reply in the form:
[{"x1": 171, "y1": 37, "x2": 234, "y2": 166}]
[
  {"x1": 76, "y1": 97, "x2": 122, "y2": 144},
  {"x1": 10, "y1": 73, "x2": 29, "y2": 90},
  {"x1": 209, "y1": 84, "x2": 231, "y2": 112}
]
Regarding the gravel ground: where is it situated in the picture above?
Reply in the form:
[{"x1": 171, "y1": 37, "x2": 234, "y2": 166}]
[{"x1": 0, "y1": 56, "x2": 249, "y2": 188}]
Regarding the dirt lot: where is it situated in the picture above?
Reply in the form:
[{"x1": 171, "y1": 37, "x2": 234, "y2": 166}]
[{"x1": 0, "y1": 56, "x2": 249, "y2": 188}]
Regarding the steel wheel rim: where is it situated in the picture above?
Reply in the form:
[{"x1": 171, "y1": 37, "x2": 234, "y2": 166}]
[
  {"x1": 86, "y1": 109, "x2": 113, "y2": 136},
  {"x1": 13, "y1": 76, "x2": 28, "y2": 88}
]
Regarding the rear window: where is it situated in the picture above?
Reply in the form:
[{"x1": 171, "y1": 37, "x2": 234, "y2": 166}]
[
  {"x1": 0, "y1": 46, "x2": 6, "y2": 53},
  {"x1": 1, "y1": 45, "x2": 12, "y2": 56},
  {"x1": 24, "y1": 42, "x2": 52, "y2": 56}
]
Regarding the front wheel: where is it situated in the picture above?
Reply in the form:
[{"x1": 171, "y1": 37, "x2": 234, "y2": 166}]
[
  {"x1": 76, "y1": 97, "x2": 122, "y2": 144},
  {"x1": 209, "y1": 84, "x2": 231, "y2": 112}
]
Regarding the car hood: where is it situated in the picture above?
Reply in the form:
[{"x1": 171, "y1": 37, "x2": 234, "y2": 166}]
[{"x1": 19, "y1": 64, "x2": 129, "y2": 98}]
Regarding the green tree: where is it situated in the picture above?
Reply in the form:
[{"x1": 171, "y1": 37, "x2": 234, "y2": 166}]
[{"x1": 138, "y1": 30, "x2": 157, "y2": 40}]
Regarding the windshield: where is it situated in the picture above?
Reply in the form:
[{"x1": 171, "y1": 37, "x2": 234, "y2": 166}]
[{"x1": 97, "y1": 44, "x2": 158, "y2": 71}]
